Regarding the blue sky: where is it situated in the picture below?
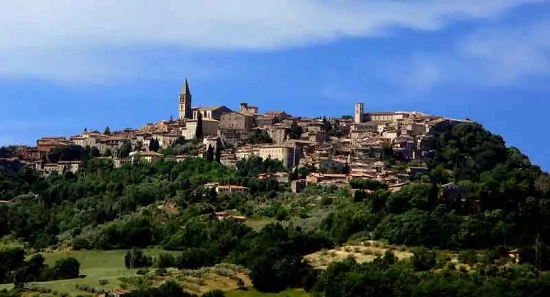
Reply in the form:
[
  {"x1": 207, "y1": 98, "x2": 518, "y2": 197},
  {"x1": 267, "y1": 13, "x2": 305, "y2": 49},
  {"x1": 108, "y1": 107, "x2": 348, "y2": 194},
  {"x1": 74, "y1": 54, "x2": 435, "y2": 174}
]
[{"x1": 1, "y1": 0, "x2": 550, "y2": 170}]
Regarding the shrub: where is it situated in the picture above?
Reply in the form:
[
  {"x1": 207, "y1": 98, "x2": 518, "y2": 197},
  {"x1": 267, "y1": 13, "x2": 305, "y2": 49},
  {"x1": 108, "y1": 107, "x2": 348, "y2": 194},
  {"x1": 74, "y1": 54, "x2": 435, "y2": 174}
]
[
  {"x1": 202, "y1": 289, "x2": 225, "y2": 297},
  {"x1": 72, "y1": 236, "x2": 91, "y2": 250},
  {"x1": 125, "y1": 248, "x2": 153, "y2": 269},
  {"x1": 458, "y1": 250, "x2": 478, "y2": 265},
  {"x1": 412, "y1": 247, "x2": 437, "y2": 271},
  {"x1": 98, "y1": 279, "x2": 109, "y2": 286},
  {"x1": 237, "y1": 278, "x2": 246, "y2": 290},
  {"x1": 155, "y1": 268, "x2": 167, "y2": 276},
  {"x1": 155, "y1": 252, "x2": 176, "y2": 268},
  {"x1": 362, "y1": 249, "x2": 373, "y2": 255},
  {"x1": 54, "y1": 257, "x2": 80, "y2": 279}
]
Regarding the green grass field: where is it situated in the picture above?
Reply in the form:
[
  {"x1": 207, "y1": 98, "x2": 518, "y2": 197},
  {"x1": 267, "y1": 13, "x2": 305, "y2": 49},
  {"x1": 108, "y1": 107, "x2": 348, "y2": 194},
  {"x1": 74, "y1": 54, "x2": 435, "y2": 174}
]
[
  {"x1": 37, "y1": 250, "x2": 137, "y2": 293},
  {"x1": 4, "y1": 249, "x2": 173, "y2": 295},
  {"x1": 0, "y1": 248, "x2": 310, "y2": 297},
  {"x1": 245, "y1": 217, "x2": 276, "y2": 231}
]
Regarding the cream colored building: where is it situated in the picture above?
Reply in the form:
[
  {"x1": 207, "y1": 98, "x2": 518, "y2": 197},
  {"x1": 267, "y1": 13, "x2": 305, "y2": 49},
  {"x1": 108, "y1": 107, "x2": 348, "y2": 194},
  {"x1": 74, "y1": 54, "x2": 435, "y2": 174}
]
[
  {"x1": 182, "y1": 118, "x2": 219, "y2": 140},
  {"x1": 382, "y1": 130, "x2": 399, "y2": 142},
  {"x1": 216, "y1": 185, "x2": 250, "y2": 195},
  {"x1": 257, "y1": 144, "x2": 295, "y2": 168},
  {"x1": 130, "y1": 151, "x2": 163, "y2": 163},
  {"x1": 203, "y1": 136, "x2": 219, "y2": 150},
  {"x1": 267, "y1": 127, "x2": 288, "y2": 144},
  {"x1": 234, "y1": 144, "x2": 296, "y2": 168}
]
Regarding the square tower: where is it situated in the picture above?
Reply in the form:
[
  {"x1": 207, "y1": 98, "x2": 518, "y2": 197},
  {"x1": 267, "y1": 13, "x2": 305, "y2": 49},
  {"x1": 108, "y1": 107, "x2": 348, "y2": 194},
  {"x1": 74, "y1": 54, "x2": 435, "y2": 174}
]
[
  {"x1": 354, "y1": 103, "x2": 364, "y2": 124},
  {"x1": 178, "y1": 79, "x2": 193, "y2": 120}
]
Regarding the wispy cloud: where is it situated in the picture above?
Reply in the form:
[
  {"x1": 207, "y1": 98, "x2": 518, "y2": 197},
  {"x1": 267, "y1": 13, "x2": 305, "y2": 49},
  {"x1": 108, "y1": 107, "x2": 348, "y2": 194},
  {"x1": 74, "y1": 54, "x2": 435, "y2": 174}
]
[
  {"x1": 394, "y1": 16, "x2": 550, "y2": 92},
  {"x1": 0, "y1": 0, "x2": 541, "y2": 83}
]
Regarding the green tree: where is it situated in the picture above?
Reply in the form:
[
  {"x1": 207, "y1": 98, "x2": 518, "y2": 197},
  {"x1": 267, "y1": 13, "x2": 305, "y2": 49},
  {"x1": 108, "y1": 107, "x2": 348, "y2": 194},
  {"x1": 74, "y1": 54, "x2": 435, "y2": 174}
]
[
  {"x1": 103, "y1": 126, "x2": 111, "y2": 135},
  {"x1": 118, "y1": 141, "x2": 132, "y2": 158},
  {"x1": 271, "y1": 116, "x2": 281, "y2": 125},
  {"x1": 288, "y1": 119, "x2": 303, "y2": 140},
  {"x1": 202, "y1": 289, "x2": 225, "y2": 297},
  {"x1": 90, "y1": 146, "x2": 101, "y2": 157},
  {"x1": 206, "y1": 145, "x2": 214, "y2": 162},
  {"x1": 53, "y1": 257, "x2": 80, "y2": 279},
  {"x1": 321, "y1": 116, "x2": 332, "y2": 132},
  {"x1": 246, "y1": 129, "x2": 273, "y2": 144},
  {"x1": 412, "y1": 247, "x2": 437, "y2": 271},
  {"x1": 149, "y1": 138, "x2": 160, "y2": 152}
]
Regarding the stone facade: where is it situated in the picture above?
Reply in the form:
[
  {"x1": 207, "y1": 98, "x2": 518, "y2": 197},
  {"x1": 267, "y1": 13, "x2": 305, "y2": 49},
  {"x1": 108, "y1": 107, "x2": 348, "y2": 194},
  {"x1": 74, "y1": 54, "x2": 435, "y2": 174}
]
[
  {"x1": 219, "y1": 112, "x2": 254, "y2": 132},
  {"x1": 192, "y1": 106, "x2": 232, "y2": 121}
]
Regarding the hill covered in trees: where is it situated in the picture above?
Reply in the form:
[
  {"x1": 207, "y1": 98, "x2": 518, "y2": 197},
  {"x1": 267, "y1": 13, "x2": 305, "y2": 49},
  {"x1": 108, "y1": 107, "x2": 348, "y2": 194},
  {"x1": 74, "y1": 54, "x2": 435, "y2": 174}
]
[{"x1": 1, "y1": 120, "x2": 550, "y2": 297}]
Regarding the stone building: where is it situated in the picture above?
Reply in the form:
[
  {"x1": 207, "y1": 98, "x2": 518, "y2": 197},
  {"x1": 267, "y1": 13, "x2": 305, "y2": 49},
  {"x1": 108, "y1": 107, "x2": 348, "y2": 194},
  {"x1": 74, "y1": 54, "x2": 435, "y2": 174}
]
[
  {"x1": 182, "y1": 118, "x2": 219, "y2": 139},
  {"x1": 219, "y1": 112, "x2": 254, "y2": 132},
  {"x1": 267, "y1": 126, "x2": 288, "y2": 143},
  {"x1": 193, "y1": 106, "x2": 232, "y2": 121},
  {"x1": 239, "y1": 102, "x2": 259, "y2": 115}
]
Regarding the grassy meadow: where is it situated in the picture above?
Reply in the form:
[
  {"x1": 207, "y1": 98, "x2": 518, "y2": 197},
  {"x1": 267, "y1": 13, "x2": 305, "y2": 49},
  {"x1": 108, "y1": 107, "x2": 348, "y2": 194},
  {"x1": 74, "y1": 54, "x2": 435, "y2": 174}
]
[
  {"x1": 0, "y1": 248, "x2": 309, "y2": 296},
  {"x1": 28, "y1": 249, "x2": 171, "y2": 294}
]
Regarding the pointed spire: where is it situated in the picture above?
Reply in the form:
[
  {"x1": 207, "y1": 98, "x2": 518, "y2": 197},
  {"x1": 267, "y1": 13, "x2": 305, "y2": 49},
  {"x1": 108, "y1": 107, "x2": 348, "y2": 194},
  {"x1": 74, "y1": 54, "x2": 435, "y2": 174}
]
[{"x1": 181, "y1": 78, "x2": 191, "y2": 95}]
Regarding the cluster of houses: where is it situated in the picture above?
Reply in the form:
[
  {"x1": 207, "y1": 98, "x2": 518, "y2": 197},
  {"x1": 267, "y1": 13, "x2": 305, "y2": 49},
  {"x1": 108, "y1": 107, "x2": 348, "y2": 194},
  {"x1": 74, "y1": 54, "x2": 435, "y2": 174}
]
[{"x1": 3, "y1": 79, "x2": 472, "y2": 189}]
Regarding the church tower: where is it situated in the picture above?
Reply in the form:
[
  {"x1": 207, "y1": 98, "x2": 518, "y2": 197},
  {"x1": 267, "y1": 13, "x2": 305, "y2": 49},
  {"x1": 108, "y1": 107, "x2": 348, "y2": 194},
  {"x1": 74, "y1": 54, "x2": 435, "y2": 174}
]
[
  {"x1": 354, "y1": 103, "x2": 364, "y2": 124},
  {"x1": 178, "y1": 78, "x2": 192, "y2": 120}
]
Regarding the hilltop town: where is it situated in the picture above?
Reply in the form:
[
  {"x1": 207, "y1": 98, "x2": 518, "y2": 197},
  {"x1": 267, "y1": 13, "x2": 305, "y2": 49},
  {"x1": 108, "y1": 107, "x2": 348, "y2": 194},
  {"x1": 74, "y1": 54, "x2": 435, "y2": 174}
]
[
  {"x1": 3, "y1": 78, "x2": 471, "y2": 191},
  {"x1": 1, "y1": 79, "x2": 550, "y2": 297}
]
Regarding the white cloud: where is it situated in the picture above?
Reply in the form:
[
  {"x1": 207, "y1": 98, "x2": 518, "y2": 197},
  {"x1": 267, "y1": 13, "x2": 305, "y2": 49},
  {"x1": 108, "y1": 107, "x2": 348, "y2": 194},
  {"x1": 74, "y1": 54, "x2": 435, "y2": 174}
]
[
  {"x1": 0, "y1": 0, "x2": 541, "y2": 83},
  {"x1": 394, "y1": 17, "x2": 550, "y2": 92}
]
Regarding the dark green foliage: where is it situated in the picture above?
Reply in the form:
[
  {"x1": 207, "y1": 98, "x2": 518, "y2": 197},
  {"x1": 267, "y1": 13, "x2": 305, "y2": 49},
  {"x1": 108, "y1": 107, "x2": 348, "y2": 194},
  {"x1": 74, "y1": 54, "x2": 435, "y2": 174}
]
[
  {"x1": 411, "y1": 247, "x2": 437, "y2": 271},
  {"x1": 3, "y1": 158, "x2": 239, "y2": 248},
  {"x1": 0, "y1": 147, "x2": 16, "y2": 158},
  {"x1": 349, "y1": 178, "x2": 388, "y2": 191},
  {"x1": 288, "y1": 119, "x2": 303, "y2": 139},
  {"x1": 118, "y1": 141, "x2": 132, "y2": 158},
  {"x1": 154, "y1": 252, "x2": 176, "y2": 268},
  {"x1": 48, "y1": 145, "x2": 87, "y2": 163},
  {"x1": 313, "y1": 255, "x2": 550, "y2": 297},
  {"x1": 202, "y1": 289, "x2": 225, "y2": 297},
  {"x1": 148, "y1": 139, "x2": 160, "y2": 152},
  {"x1": 53, "y1": 257, "x2": 80, "y2": 279},
  {"x1": 103, "y1": 127, "x2": 111, "y2": 135},
  {"x1": 236, "y1": 156, "x2": 285, "y2": 177},
  {"x1": 320, "y1": 121, "x2": 550, "y2": 255},
  {"x1": 321, "y1": 116, "x2": 332, "y2": 132},
  {"x1": 246, "y1": 129, "x2": 273, "y2": 144},
  {"x1": 124, "y1": 248, "x2": 153, "y2": 269},
  {"x1": 250, "y1": 251, "x2": 314, "y2": 293},
  {"x1": 206, "y1": 145, "x2": 214, "y2": 162},
  {"x1": 0, "y1": 247, "x2": 79, "y2": 284}
]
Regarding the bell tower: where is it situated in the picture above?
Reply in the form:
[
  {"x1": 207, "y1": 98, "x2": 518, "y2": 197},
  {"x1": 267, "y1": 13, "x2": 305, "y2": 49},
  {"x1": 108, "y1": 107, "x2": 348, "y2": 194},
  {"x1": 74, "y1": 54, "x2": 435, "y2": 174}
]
[
  {"x1": 354, "y1": 103, "x2": 364, "y2": 124},
  {"x1": 178, "y1": 78, "x2": 192, "y2": 120}
]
